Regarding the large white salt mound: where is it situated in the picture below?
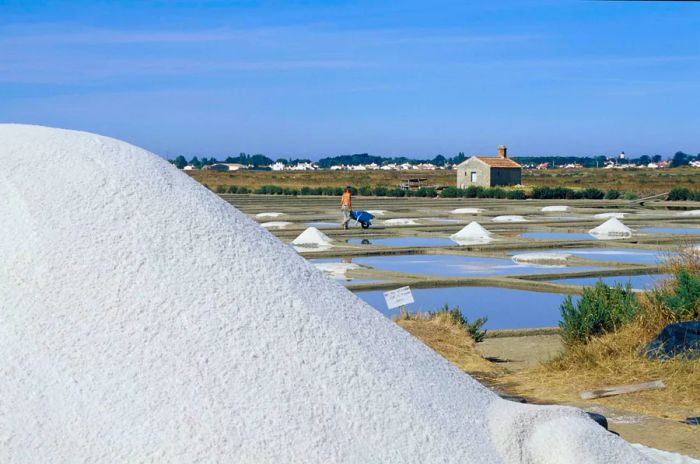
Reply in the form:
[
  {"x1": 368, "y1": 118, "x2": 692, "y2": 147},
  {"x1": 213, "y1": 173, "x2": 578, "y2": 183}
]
[
  {"x1": 678, "y1": 209, "x2": 700, "y2": 217},
  {"x1": 589, "y1": 217, "x2": 633, "y2": 238},
  {"x1": 594, "y1": 212, "x2": 626, "y2": 219},
  {"x1": 542, "y1": 205, "x2": 570, "y2": 212},
  {"x1": 451, "y1": 207, "x2": 484, "y2": 214},
  {"x1": 493, "y1": 215, "x2": 528, "y2": 223},
  {"x1": 0, "y1": 124, "x2": 659, "y2": 463}
]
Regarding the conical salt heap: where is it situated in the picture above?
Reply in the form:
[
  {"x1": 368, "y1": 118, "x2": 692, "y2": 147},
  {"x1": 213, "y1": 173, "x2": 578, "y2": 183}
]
[
  {"x1": 0, "y1": 125, "x2": 660, "y2": 463},
  {"x1": 292, "y1": 226, "x2": 333, "y2": 251},
  {"x1": 450, "y1": 221, "x2": 494, "y2": 245},
  {"x1": 589, "y1": 217, "x2": 633, "y2": 238}
]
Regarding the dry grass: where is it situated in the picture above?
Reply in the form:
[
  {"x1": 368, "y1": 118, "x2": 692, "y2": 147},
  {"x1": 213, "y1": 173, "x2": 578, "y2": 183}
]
[
  {"x1": 524, "y1": 167, "x2": 700, "y2": 196},
  {"x1": 188, "y1": 167, "x2": 700, "y2": 196},
  {"x1": 395, "y1": 312, "x2": 503, "y2": 382},
  {"x1": 501, "y1": 248, "x2": 700, "y2": 420}
]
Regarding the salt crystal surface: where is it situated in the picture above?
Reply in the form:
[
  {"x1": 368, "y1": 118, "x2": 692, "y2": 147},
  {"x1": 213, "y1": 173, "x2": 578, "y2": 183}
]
[
  {"x1": 256, "y1": 212, "x2": 285, "y2": 218},
  {"x1": 260, "y1": 221, "x2": 292, "y2": 229},
  {"x1": 314, "y1": 262, "x2": 360, "y2": 279},
  {"x1": 383, "y1": 218, "x2": 419, "y2": 226},
  {"x1": 366, "y1": 209, "x2": 386, "y2": 215},
  {"x1": 678, "y1": 210, "x2": 700, "y2": 217},
  {"x1": 493, "y1": 215, "x2": 528, "y2": 223},
  {"x1": 451, "y1": 207, "x2": 484, "y2": 214},
  {"x1": 512, "y1": 252, "x2": 571, "y2": 264},
  {"x1": 542, "y1": 205, "x2": 570, "y2": 212},
  {"x1": 0, "y1": 124, "x2": 661, "y2": 463}
]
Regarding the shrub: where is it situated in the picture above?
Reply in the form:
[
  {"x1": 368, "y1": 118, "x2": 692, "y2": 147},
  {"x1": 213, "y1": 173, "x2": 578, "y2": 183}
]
[
  {"x1": 506, "y1": 189, "x2": 526, "y2": 200},
  {"x1": 465, "y1": 186, "x2": 482, "y2": 198},
  {"x1": 441, "y1": 186, "x2": 460, "y2": 198},
  {"x1": 237, "y1": 186, "x2": 250, "y2": 194},
  {"x1": 227, "y1": 185, "x2": 238, "y2": 194},
  {"x1": 215, "y1": 185, "x2": 226, "y2": 194},
  {"x1": 624, "y1": 191, "x2": 638, "y2": 200},
  {"x1": 559, "y1": 281, "x2": 640, "y2": 345},
  {"x1": 359, "y1": 186, "x2": 372, "y2": 196},
  {"x1": 653, "y1": 269, "x2": 700, "y2": 320},
  {"x1": 668, "y1": 188, "x2": 692, "y2": 201},
  {"x1": 386, "y1": 188, "x2": 406, "y2": 197},
  {"x1": 373, "y1": 186, "x2": 388, "y2": 197},
  {"x1": 605, "y1": 189, "x2": 621, "y2": 200},
  {"x1": 582, "y1": 187, "x2": 605, "y2": 200},
  {"x1": 432, "y1": 304, "x2": 488, "y2": 342}
]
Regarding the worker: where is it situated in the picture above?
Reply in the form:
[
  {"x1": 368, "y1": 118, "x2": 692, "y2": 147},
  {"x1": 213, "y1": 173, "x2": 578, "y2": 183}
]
[{"x1": 340, "y1": 186, "x2": 352, "y2": 229}]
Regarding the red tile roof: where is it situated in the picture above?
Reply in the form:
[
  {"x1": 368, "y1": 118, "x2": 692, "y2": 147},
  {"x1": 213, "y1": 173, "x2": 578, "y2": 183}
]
[{"x1": 475, "y1": 156, "x2": 521, "y2": 168}]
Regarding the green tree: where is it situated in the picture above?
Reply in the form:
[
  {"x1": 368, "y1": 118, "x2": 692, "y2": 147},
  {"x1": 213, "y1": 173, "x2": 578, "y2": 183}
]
[
  {"x1": 671, "y1": 151, "x2": 690, "y2": 167},
  {"x1": 173, "y1": 155, "x2": 187, "y2": 169}
]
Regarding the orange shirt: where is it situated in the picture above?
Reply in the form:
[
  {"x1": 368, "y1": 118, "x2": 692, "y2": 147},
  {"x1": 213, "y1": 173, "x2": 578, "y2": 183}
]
[{"x1": 341, "y1": 191, "x2": 352, "y2": 208}]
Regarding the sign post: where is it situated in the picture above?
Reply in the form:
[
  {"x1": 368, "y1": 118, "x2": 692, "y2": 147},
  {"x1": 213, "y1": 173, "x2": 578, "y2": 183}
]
[{"x1": 383, "y1": 286, "x2": 414, "y2": 318}]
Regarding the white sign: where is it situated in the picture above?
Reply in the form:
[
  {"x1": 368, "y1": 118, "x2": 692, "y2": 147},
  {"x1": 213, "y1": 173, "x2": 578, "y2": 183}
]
[{"x1": 383, "y1": 286, "x2": 414, "y2": 309}]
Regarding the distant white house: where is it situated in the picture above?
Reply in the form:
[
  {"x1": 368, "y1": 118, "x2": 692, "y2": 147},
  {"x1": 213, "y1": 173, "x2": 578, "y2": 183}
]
[
  {"x1": 183, "y1": 165, "x2": 197, "y2": 171},
  {"x1": 289, "y1": 162, "x2": 318, "y2": 171},
  {"x1": 271, "y1": 162, "x2": 286, "y2": 171},
  {"x1": 203, "y1": 163, "x2": 248, "y2": 171},
  {"x1": 690, "y1": 160, "x2": 700, "y2": 168}
]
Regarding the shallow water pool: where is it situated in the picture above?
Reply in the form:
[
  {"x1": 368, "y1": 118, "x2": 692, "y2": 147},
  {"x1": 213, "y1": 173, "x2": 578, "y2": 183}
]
[
  {"x1": 355, "y1": 287, "x2": 579, "y2": 329},
  {"x1": 317, "y1": 254, "x2": 602, "y2": 278},
  {"x1": 307, "y1": 222, "x2": 341, "y2": 229},
  {"x1": 512, "y1": 248, "x2": 668, "y2": 265},
  {"x1": 551, "y1": 274, "x2": 670, "y2": 290},
  {"x1": 639, "y1": 227, "x2": 700, "y2": 235}
]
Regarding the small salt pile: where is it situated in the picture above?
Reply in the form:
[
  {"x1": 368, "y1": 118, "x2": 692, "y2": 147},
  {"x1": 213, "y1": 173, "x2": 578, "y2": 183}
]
[
  {"x1": 542, "y1": 205, "x2": 570, "y2": 212},
  {"x1": 512, "y1": 252, "x2": 571, "y2": 265},
  {"x1": 0, "y1": 124, "x2": 671, "y2": 463},
  {"x1": 451, "y1": 207, "x2": 484, "y2": 214},
  {"x1": 292, "y1": 226, "x2": 333, "y2": 251},
  {"x1": 450, "y1": 221, "x2": 493, "y2": 245},
  {"x1": 260, "y1": 221, "x2": 292, "y2": 229},
  {"x1": 256, "y1": 212, "x2": 285, "y2": 218},
  {"x1": 594, "y1": 212, "x2": 625, "y2": 219},
  {"x1": 678, "y1": 210, "x2": 700, "y2": 217},
  {"x1": 314, "y1": 262, "x2": 360, "y2": 279},
  {"x1": 492, "y1": 215, "x2": 528, "y2": 223},
  {"x1": 589, "y1": 217, "x2": 633, "y2": 239},
  {"x1": 366, "y1": 209, "x2": 386, "y2": 215}
]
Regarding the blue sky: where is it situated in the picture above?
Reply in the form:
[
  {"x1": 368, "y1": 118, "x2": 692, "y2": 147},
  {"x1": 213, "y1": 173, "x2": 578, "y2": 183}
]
[{"x1": 1, "y1": 0, "x2": 699, "y2": 159}]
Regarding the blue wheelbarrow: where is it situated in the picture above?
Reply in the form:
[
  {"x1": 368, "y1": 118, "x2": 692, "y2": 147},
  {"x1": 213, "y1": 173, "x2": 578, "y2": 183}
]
[{"x1": 350, "y1": 210, "x2": 375, "y2": 229}]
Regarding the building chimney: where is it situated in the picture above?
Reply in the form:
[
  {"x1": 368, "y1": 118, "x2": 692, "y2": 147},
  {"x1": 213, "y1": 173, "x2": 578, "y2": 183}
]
[{"x1": 498, "y1": 145, "x2": 507, "y2": 159}]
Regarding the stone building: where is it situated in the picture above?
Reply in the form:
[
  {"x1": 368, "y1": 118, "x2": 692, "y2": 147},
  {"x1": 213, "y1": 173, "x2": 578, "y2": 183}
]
[{"x1": 456, "y1": 145, "x2": 522, "y2": 188}]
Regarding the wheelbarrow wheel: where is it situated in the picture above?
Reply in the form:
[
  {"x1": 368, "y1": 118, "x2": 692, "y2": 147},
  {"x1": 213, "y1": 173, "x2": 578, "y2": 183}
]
[{"x1": 361, "y1": 222, "x2": 370, "y2": 229}]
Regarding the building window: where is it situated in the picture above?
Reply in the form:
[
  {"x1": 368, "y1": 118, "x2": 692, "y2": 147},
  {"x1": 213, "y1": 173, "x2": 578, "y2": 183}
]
[{"x1": 470, "y1": 171, "x2": 477, "y2": 183}]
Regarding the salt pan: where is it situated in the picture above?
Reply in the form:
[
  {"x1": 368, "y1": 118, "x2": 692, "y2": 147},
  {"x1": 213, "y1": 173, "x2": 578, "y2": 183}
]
[
  {"x1": 383, "y1": 218, "x2": 419, "y2": 226},
  {"x1": 0, "y1": 125, "x2": 665, "y2": 463},
  {"x1": 512, "y1": 252, "x2": 571, "y2": 265},
  {"x1": 594, "y1": 212, "x2": 626, "y2": 219}
]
